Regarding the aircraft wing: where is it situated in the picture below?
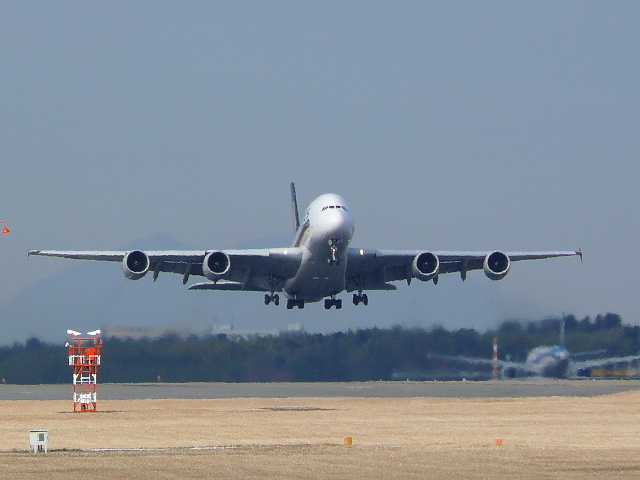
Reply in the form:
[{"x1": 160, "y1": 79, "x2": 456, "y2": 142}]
[
  {"x1": 28, "y1": 248, "x2": 304, "y2": 290},
  {"x1": 430, "y1": 354, "x2": 541, "y2": 377},
  {"x1": 570, "y1": 355, "x2": 640, "y2": 373},
  {"x1": 28, "y1": 251, "x2": 128, "y2": 262},
  {"x1": 431, "y1": 354, "x2": 530, "y2": 370},
  {"x1": 345, "y1": 248, "x2": 581, "y2": 291}
]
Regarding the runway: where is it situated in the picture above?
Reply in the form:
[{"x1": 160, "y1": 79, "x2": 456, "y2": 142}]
[
  {"x1": 2, "y1": 381, "x2": 640, "y2": 479},
  {"x1": 1, "y1": 379, "x2": 640, "y2": 400}
]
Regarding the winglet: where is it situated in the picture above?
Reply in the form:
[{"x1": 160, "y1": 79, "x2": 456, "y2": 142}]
[
  {"x1": 290, "y1": 182, "x2": 300, "y2": 232},
  {"x1": 576, "y1": 248, "x2": 583, "y2": 262}
]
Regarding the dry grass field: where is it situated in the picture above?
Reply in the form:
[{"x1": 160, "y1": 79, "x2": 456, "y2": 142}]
[{"x1": 1, "y1": 389, "x2": 640, "y2": 479}]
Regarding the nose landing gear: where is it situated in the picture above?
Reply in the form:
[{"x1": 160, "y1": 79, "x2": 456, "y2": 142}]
[{"x1": 327, "y1": 239, "x2": 340, "y2": 265}]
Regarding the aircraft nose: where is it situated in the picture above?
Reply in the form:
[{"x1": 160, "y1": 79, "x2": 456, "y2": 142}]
[
  {"x1": 317, "y1": 210, "x2": 352, "y2": 243},
  {"x1": 325, "y1": 209, "x2": 351, "y2": 232}
]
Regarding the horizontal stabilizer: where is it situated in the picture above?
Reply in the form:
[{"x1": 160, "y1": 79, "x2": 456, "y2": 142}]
[
  {"x1": 188, "y1": 282, "x2": 268, "y2": 292},
  {"x1": 347, "y1": 283, "x2": 397, "y2": 292},
  {"x1": 188, "y1": 282, "x2": 244, "y2": 291}
]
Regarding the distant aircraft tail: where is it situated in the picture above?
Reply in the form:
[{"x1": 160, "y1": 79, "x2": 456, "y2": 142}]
[{"x1": 290, "y1": 182, "x2": 300, "y2": 232}]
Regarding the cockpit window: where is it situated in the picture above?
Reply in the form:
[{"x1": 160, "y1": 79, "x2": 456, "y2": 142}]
[
  {"x1": 322, "y1": 205, "x2": 347, "y2": 212},
  {"x1": 322, "y1": 205, "x2": 347, "y2": 211}
]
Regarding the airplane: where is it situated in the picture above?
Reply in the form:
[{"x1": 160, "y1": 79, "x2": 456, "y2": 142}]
[
  {"x1": 28, "y1": 183, "x2": 581, "y2": 310},
  {"x1": 443, "y1": 319, "x2": 640, "y2": 379},
  {"x1": 504, "y1": 319, "x2": 573, "y2": 378}
]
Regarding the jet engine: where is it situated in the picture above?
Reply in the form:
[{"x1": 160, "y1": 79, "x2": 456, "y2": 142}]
[
  {"x1": 483, "y1": 251, "x2": 511, "y2": 280},
  {"x1": 412, "y1": 252, "x2": 440, "y2": 282},
  {"x1": 122, "y1": 250, "x2": 150, "y2": 280},
  {"x1": 203, "y1": 251, "x2": 231, "y2": 280}
]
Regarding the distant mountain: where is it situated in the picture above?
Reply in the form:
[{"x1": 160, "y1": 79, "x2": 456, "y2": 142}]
[
  {"x1": 0, "y1": 232, "x2": 553, "y2": 344},
  {"x1": 1, "y1": 233, "x2": 198, "y2": 344}
]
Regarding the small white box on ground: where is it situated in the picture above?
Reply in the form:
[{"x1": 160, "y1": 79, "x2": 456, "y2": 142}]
[{"x1": 29, "y1": 430, "x2": 48, "y2": 453}]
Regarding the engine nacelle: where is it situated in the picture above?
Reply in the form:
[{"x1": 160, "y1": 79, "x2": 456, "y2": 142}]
[
  {"x1": 203, "y1": 251, "x2": 231, "y2": 280},
  {"x1": 122, "y1": 250, "x2": 150, "y2": 280},
  {"x1": 483, "y1": 251, "x2": 511, "y2": 281},
  {"x1": 412, "y1": 252, "x2": 440, "y2": 282}
]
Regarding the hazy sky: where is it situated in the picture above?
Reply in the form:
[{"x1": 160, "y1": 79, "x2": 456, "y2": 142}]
[{"x1": 1, "y1": 2, "x2": 639, "y2": 334}]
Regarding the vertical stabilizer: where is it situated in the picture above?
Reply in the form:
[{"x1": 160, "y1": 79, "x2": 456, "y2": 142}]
[{"x1": 290, "y1": 182, "x2": 300, "y2": 232}]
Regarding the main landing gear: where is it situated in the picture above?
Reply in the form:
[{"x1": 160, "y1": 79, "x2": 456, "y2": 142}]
[
  {"x1": 264, "y1": 275, "x2": 280, "y2": 306},
  {"x1": 286, "y1": 298, "x2": 305, "y2": 309},
  {"x1": 264, "y1": 293, "x2": 280, "y2": 306},
  {"x1": 352, "y1": 292, "x2": 369, "y2": 306},
  {"x1": 324, "y1": 297, "x2": 342, "y2": 309}
]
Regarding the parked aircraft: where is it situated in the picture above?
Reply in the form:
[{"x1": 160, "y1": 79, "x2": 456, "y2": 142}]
[
  {"x1": 504, "y1": 319, "x2": 573, "y2": 378},
  {"x1": 29, "y1": 183, "x2": 581, "y2": 310},
  {"x1": 445, "y1": 319, "x2": 640, "y2": 379}
]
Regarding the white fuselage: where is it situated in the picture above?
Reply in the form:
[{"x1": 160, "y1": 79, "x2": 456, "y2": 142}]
[
  {"x1": 526, "y1": 346, "x2": 571, "y2": 378},
  {"x1": 283, "y1": 193, "x2": 355, "y2": 302}
]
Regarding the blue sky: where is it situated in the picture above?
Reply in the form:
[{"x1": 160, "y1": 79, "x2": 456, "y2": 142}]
[{"x1": 1, "y1": 2, "x2": 638, "y2": 337}]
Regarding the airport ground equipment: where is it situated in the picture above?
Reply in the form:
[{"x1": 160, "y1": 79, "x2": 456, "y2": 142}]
[
  {"x1": 67, "y1": 329, "x2": 103, "y2": 412},
  {"x1": 29, "y1": 430, "x2": 48, "y2": 453}
]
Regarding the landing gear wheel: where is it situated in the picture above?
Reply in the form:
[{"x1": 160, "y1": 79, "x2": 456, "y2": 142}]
[
  {"x1": 353, "y1": 292, "x2": 369, "y2": 306},
  {"x1": 265, "y1": 293, "x2": 280, "y2": 306},
  {"x1": 325, "y1": 298, "x2": 342, "y2": 309},
  {"x1": 287, "y1": 298, "x2": 304, "y2": 309}
]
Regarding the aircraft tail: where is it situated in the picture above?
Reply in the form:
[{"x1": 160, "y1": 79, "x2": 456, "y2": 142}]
[{"x1": 290, "y1": 182, "x2": 300, "y2": 232}]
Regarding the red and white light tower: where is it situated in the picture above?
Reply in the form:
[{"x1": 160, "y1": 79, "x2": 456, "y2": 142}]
[
  {"x1": 491, "y1": 337, "x2": 500, "y2": 380},
  {"x1": 67, "y1": 329, "x2": 103, "y2": 412}
]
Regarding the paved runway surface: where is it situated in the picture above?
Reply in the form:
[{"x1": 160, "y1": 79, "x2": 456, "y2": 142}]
[{"x1": 1, "y1": 379, "x2": 639, "y2": 400}]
